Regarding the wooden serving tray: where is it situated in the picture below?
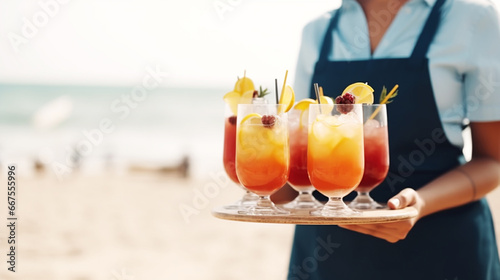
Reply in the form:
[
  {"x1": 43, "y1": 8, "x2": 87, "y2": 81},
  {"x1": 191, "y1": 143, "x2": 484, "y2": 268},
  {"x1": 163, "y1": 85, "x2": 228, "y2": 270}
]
[{"x1": 212, "y1": 206, "x2": 418, "y2": 225}]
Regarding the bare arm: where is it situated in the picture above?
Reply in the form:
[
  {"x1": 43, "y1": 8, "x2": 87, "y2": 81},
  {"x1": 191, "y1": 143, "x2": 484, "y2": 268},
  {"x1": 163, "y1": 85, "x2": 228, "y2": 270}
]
[
  {"x1": 417, "y1": 121, "x2": 500, "y2": 217},
  {"x1": 340, "y1": 121, "x2": 500, "y2": 243}
]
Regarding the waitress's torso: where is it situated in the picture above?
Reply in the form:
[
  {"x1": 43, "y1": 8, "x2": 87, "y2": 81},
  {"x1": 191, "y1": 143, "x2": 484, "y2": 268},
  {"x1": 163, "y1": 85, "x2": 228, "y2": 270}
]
[
  {"x1": 294, "y1": 0, "x2": 500, "y2": 149},
  {"x1": 288, "y1": 0, "x2": 500, "y2": 279}
]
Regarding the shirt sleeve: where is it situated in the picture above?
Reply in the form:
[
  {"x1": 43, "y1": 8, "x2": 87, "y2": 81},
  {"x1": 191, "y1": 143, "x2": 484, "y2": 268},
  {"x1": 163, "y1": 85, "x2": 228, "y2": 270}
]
[{"x1": 463, "y1": 1, "x2": 500, "y2": 122}]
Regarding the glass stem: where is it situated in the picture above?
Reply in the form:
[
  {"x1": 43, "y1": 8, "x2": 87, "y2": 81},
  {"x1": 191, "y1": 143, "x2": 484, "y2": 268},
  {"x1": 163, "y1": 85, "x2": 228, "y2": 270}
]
[
  {"x1": 354, "y1": 191, "x2": 375, "y2": 204},
  {"x1": 242, "y1": 190, "x2": 259, "y2": 201},
  {"x1": 255, "y1": 196, "x2": 274, "y2": 208},
  {"x1": 297, "y1": 191, "x2": 315, "y2": 202},
  {"x1": 324, "y1": 197, "x2": 349, "y2": 211}
]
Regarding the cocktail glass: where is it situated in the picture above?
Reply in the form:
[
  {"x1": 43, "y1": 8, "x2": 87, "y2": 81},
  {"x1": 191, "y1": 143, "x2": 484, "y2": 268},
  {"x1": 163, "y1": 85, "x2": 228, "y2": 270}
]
[
  {"x1": 308, "y1": 104, "x2": 364, "y2": 216},
  {"x1": 283, "y1": 108, "x2": 323, "y2": 209},
  {"x1": 349, "y1": 104, "x2": 389, "y2": 210},
  {"x1": 236, "y1": 103, "x2": 290, "y2": 215},
  {"x1": 223, "y1": 103, "x2": 259, "y2": 210}
]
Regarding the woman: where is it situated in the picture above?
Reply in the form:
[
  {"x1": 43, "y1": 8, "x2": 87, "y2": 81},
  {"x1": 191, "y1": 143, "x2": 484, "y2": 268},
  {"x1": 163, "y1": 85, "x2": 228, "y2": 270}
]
[{"x1": 288, "y1": 0, "x2": 500, "y2": 279}]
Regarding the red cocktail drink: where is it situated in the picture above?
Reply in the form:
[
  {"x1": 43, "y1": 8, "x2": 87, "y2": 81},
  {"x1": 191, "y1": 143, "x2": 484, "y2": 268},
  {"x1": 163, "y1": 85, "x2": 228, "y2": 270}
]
[
  {"x1": 349, "y1": 104, "x2": 389, "y2": 210},
  {"x1": 288, "y1": 126, "x2": 311, "y2": 187},
  {"x1": 223, "y1": 116, "x2": 239, "y2": 184},
  {"x1": 283, "y1": 108, "x2": 324, "y2": 209},
  {"x1": 357, "y1": 121, "x2": 389, "y2": 192}
]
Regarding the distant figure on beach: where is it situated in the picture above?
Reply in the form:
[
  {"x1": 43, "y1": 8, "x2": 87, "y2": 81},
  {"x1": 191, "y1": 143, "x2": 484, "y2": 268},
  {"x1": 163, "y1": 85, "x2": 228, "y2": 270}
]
[
  {"x1": 158, "y1": 155, "x2": 190, "y2": 178},
  {"x1": 179, "y1": 155, "x2": 189, "y2": 178},
  {"x1": 34, "y1": 158, "x2": 45, "y2": 173},
  {"x1": 286, "y1": 0, "x2": 500, "y2": 279},
  {"x1": 130, "y1": 155, "x2": 190, "y2": 178},
  {"x1": 69, "y1": 145, "x2": 82, "y2": 172}
]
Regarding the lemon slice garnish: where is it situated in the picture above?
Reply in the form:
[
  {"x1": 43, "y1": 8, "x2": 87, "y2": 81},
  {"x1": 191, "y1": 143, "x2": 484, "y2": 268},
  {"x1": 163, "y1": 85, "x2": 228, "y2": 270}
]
[
  {"x1": 293, "y1": 98, "x2": 316, "y2": 111},
  {"x1": 234, "y1": 77, "x2": 255, "y2": 93},
  {"x1": 223, "y1": 74, "x2": 256, "y2": 115},
  {"x1": 342, "y1": 82, "x2": 374, "y2": 104},
  {"x1": 240, "y1": 90, "x2": 255, "y2": 105},
  {"x1": 240, "y1": 113, "x2": 262, "y2": 125},
  {"x1": 319, "y1": 96, "x2": 334, "y2": 105},
  {"x1": 293, "y1": 98, "x2": 316, "y2": 129},
  {"x1": 319, "y1": 95, "x2": 334, "y2": 113},
  {"x1": 223, "y1": 91, "x2": 242, "y2": 115},
  {"x1": 279, "y1": 85, "x2": 295, "y2": 113}
]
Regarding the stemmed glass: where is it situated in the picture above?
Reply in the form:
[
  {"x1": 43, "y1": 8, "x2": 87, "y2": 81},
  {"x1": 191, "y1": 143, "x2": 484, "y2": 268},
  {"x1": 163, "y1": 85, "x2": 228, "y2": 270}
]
[
  {"x1": 236, "y1": 103, "x2": 290, "y2": 215},
  {"x1": 308, "y1": 104, "x2": 364, "y2": 216},
  {"x1": 283, "y1": 108, "x2": 323, "y2": 209},
  {"x1": 349, "y1": 104, "x2": 389, "y2": 210},
  {"x1": 222, "y1": 103, "x2": 259, "y2": 210}
]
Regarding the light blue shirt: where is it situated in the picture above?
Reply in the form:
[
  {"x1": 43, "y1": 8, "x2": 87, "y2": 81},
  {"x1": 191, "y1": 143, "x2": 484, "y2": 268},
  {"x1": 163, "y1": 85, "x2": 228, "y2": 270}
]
[{"x1": 294, "y1": 0, "x2": 500, "y2": 148}]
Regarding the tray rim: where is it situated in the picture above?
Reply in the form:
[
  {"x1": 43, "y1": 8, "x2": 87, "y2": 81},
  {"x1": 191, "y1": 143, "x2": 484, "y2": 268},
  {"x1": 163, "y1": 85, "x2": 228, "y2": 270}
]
[{"x1": 212, "y1": 206, "x2": 418, "y2": 225}]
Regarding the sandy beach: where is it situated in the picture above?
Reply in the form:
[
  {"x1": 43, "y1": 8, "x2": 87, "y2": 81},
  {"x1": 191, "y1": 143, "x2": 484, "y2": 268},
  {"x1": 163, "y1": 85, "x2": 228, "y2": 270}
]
[
  {"x1": 1, "y1": 171, "x2": 500, "y2": 280},
  {"x1": 0, "y1": 172, "x2": 294, "y2": 280}
]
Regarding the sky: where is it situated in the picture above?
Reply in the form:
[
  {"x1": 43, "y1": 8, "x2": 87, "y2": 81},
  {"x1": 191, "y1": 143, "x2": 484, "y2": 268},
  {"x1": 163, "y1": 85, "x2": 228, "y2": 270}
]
[{"x1": 0, "y1": 0, "x2": 340, "y2": 89}]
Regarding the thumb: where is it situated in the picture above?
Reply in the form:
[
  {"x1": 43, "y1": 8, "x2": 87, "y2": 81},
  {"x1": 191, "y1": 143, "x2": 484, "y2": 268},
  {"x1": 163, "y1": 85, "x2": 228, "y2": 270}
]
[{"x1": 388, "y1": 188, "x2": 417, "y2": 210}]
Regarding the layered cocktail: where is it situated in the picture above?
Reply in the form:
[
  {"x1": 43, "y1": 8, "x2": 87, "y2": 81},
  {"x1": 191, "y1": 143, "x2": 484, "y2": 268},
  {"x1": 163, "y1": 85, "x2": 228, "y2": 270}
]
[
  {"x1": 308, "y1": 103, "x2": 364, "y2": 216},
  {"x1": 236, "y1": 104, "x2": 290, "y2": 215}
]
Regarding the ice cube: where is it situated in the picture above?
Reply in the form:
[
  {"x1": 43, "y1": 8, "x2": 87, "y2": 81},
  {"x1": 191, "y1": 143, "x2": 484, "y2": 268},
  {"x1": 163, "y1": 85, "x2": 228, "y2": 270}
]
[
  {"x1": 364, "y1": 119, "x2": 380, "y2": 128},
  {"x1": 337, "y1": 123, "x2": 360, "y2": 139},
  {"x1": 323, "y1": 115, "x2": 341, "y2": 127},
  {"x1": 338, "y1": 112, "x2": 361, "y2": 125},
  {"x1": 312, "y1": 120, "x2": 334, "y2": 140}
]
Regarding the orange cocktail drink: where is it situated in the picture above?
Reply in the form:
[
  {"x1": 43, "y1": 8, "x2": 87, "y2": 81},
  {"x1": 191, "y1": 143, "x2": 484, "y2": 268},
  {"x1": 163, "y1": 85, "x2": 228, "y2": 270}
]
[
  {"x1": 222, "y1": 103, "x2": 260, "y2": 211},
  {"x1": 308, "y1": 104, "x2": 364, "y2": 216},
  {"x1": 236, "y1": 103, "x2": 290, "y2": 215}
]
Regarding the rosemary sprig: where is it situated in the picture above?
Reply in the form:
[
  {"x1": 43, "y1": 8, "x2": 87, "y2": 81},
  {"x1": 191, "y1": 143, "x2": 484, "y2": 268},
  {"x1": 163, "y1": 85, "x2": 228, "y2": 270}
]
[
  {"x1": 258, "y1": 86, "x2": 270, "y2": 98},
  {"x1": 369, "y1": 84, "x2": 399, "y2": 120},
  {"x1": 379, "y1": 86, "x2": 399, "y2": 104}
]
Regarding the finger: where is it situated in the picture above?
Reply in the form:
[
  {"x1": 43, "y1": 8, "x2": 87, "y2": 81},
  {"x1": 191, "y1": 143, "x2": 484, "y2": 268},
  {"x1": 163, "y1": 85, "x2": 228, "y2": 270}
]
[
  {"x1": 366, "y1": 221, "x2": 406, "y2": 230},
  {"x1": 344, "y1": 224, "x2": 405, "y2": 237},
  {"x1": 347, "y1": 222, "x2": 410, "y2": 238},
  {"x1": 340, "y1": 222, "x2": 400, "y2": 231},
  {"x1": 388, "y1": 188, "x2": 417, "y2": 209}
]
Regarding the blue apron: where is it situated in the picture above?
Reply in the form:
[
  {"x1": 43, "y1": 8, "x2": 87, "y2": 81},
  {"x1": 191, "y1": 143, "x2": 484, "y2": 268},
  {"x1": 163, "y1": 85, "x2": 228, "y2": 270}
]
[{"x1": 288, "y1": 1, "x2": 500, "y2": 279}]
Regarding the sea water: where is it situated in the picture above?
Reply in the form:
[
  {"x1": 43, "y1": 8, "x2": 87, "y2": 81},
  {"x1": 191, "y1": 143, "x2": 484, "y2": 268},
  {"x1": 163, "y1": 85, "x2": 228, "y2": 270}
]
[{"x1": 0, "y1": 84, "x2": 231, "y2": 179}]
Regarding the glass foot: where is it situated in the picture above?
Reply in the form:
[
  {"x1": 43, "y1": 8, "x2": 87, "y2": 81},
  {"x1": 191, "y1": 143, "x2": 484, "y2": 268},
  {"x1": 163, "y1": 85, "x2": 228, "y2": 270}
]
[
  {"x1": 245, "y1": 196, "x2": 290, "y2": 215},
  {"x1": 223, "y1": 191, "x2": 259, "y2": 211},
  {"x1": 282, "y1": 192, "x2": 324, "y2": 210},
  {"x1": 348, "y1": 192, "x2": 386, "y2": 210},
  {"x1": 312, "y1": 197, "x2": 360, "y2": 217}
]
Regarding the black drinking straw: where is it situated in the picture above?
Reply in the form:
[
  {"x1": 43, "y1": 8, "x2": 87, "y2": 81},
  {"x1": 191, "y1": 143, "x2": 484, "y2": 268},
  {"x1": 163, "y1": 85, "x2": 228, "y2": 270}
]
[
  {"x1": 314, "y1": 83, "x2": 322, "y2": 113},
  {"x1": 275, "y1": 79, "x2": 279, "y2": 104}
]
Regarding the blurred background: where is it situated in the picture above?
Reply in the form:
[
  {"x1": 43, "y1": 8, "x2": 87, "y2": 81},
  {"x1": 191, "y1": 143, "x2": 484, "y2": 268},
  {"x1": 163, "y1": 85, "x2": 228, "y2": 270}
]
[
  {"x1": 0, "y1": 1, "x2": 340, "y2": 279},
  {"x1": 2, "y1": 1, "x2": 500, "y2": 280},
  {"x1": 0, "y1": 0, "x2": 340, "y2": 178}
]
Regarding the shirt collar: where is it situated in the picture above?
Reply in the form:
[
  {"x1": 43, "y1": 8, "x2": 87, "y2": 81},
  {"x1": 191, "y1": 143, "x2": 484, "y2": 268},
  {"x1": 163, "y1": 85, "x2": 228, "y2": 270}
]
[{"x1": 343, "y1": 0, "x2": 436, "y2": 8}]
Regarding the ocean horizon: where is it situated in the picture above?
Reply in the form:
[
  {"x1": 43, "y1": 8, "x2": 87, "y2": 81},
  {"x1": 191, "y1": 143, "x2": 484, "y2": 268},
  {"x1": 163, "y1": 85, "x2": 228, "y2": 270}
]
[{"x1": 0, "y1": 83, "x2": 234, "y2": 179}]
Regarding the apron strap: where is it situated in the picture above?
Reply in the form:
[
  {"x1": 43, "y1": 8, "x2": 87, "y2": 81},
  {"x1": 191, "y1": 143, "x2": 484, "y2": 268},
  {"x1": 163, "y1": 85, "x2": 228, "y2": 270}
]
[
  {"x1": 410, "y1": 0, "x2": 446, "y2": 62},
  {"x1": 317, "y1": 9, "x2": 341, "y2": 67}
]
